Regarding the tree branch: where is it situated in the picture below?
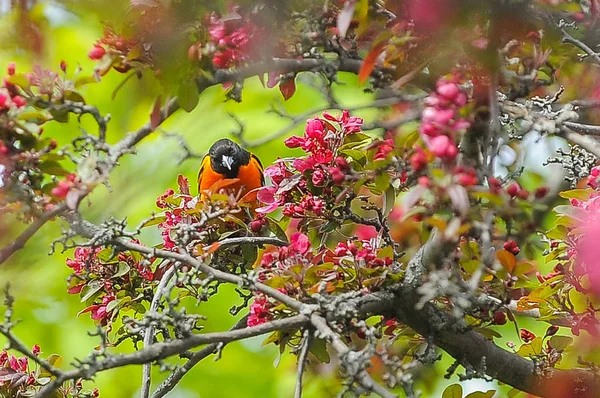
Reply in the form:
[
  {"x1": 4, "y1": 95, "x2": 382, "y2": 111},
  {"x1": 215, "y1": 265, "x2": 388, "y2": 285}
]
[
  {"x1": 34, "y1": 314, "x2": 308, "y2": 398},
  {"x1": 561, "y1": 128, "x2": 600, "y2": 158},
  {"x1": 294, "y1": 328, "x2": 312, "y2": 398},
  {"x1": 140, "y1": 266, "x2": 177, "y2": 398},
  {"x1": 246, "y1": 96, "x2": 408, "y2": 148},
  {"x1": 0, "y1": 204, "x2": 67, "y2": 266},
  {"x1": 150, "y1": 315, "x2": 249, "y2": 398}
]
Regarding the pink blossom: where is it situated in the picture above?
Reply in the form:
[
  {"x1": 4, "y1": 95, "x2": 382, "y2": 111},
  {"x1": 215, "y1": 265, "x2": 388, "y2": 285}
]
[
  {"x1": 256, "y1": 186, "x2": 281, "y2": 214},
  {"x1": 290, "y1": 232, "x2": 310, "y2": 254}
]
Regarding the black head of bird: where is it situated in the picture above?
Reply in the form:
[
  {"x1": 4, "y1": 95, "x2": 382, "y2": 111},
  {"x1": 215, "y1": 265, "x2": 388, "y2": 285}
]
[{"x1": 208, "y1": 138, "x2": 251, "y2": 178}]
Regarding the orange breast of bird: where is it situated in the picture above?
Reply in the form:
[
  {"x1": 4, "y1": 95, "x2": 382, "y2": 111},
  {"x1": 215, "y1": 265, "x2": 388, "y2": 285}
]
[{"x1": 197, "y1": 155, "x2": 264, "y2": 208}]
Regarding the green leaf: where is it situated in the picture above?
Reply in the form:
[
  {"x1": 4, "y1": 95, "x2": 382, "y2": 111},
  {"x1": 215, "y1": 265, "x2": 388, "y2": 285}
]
[
  {"x1": 262, "y1": 331, "x2": 280, "y2": 346},
  {"x1": 507, "y1": 388, "x2": 523, "y2": 397},
  {"x1": 374, "y1": 173, "x2": 390, "y2": 193},
  {"x1": 17, "y1": 110, "x2": 51, "y2": 124},
  {"x1": 106, "y1": 297, "x2": 130, "y2": 313},
  {"x1": 553, "y1": 205, "x2": 588, "y2": 222},
  {"x1": 383, "y1": 185, "x2": 396, "y2": 216},
  {"x1": 38, "y1": 160, "x2": 70, "y2": 176},
  {"x1": 517, "y1": 337, "x2": 543, "y2": 357},
  {"x1": 474, "y1": 327, "x2": 502, "y2": 339},
  {"x1": 74, "y1": 75, "x2": 99, "y2": 88},
  {"x1": 309, "y1": 338, "x2": 330, "y2": 363},
  {"x1": 559, "y1": 188, "x2": 592, "y2": 200},
  {"x1": 341, "y1": 148, "x2": 367, "y2": 166},
  {"x1": 6, "y1": 73, "x2": 30, "y2": 90},
  {"x1": 177, "y1": 82, "x2": 200, "y2": 112},
  {"x1": 113, "y1": 261, "x2": 131, "y2": 278},
  {"x1": 344, "y1": 132, "x2": 370, "y2": 144},
  {"x1": 140, "y1": 215, "x2": 167, "y2": 228},
  {"x1": 442, "y1": 383, "x2": 463, "y2": 398},
  {"x1": 50, "y1": 108, "x2": 69, "y2": 123},
  {"x1": 80, "y1": 280, "x2": 103, "y2": 303},
  {"x1": 549, "y1": 335, "x2": 573, "y2": 352},
  {"x1": 64, "y1": 90, "x2": 85, "y2": 104},
  {"x1": 46, "y1": 354, "x2": 63, "y2": 368},
  {"x1": 465, "y1": 391, "x2": 496, "y2": 398},
  {"x1": 266, "y1": 218, "x2": 288, "y2": 243}
]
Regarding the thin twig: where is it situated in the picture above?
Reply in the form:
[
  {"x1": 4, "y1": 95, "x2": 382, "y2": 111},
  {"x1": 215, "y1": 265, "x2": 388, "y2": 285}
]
[
  {"x1": 34, "y1": 315, "x2": 308, "y2": 398},
  {"x1": 246, "y1": 97, "x2": 409, "y2": 148},
  {"x1": 310, "y1": 314, "x2": 396, "y2": 398},
  {"x1": 0, "y1": 204, "x2": 66, "y2": 266},
  {"x1": 294, "y1": 328, "x2": 313, "y2": 398},
  {"x1": 150, "y1": 316, "x2": 249, "y2": 398},
  {"x1": 561, "y1": 28, "x2": 600, "y2": 65},
  {"x1": 140, "y1": 266, "x2": 177, "y2": 398}
]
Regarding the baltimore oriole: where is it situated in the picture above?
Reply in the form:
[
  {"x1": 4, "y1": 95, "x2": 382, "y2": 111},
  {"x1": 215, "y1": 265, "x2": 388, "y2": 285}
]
[{"x1": 197, "y1": 138, "x2": 264, "y2": 207}]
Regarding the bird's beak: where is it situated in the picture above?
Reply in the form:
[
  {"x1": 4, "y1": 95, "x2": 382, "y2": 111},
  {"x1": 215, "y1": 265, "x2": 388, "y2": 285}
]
[{"x1": 222, "y1": 155, "x2": 234, "y2": 170}]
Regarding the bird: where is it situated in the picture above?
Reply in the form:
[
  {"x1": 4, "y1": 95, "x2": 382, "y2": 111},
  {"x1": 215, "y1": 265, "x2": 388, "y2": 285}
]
[{"x1": 197, "y1": 138, "x2": 264, "y2": 208}]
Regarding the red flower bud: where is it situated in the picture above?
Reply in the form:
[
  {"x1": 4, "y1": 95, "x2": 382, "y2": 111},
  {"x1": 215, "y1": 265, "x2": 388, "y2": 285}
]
[
  {"x1": 12, "y1": 95, "x2": 26, "y2": 108},
  {"x1": 335, "y1": 156, "x2": 350, "y2": 170},
  {"x1": 506, "y1": 183, "x2": 520, "y2": 197},
  {"x1": 517, "y1": 189, "x2": 529, "y2": 200},
  {"x1": 250, "y1": 220, "x2": 264, "y2": 232},
  {"x1": 60, "y1": 60, "x2": 67, "y2": 72},
  {"x1": 534, "y1": 186, "x2": 549, "y2": 199},
  {"x1": 7, "y1": 62, "x2": 15, "y2": 76},
  {"x1": 503, "y1": 239, "x2": 520, "y2": 255},
  {"x1": 410, "y1": 152, "x2": 428, "y2": 172},
  {"x1": 418, "y1": 176, "x2": 430, "y2": 187},
  {"x1": 493, "y1": 311, "x2": 507, "y2": 325},
  {"x1": 546, "y1": 325, "x2": 559, "y2": 337},
  {"x1": 88, "y1": 45, "x2": 106, "y2": 60},
  {"x1": 520, "y1": 328, "x2": 535, "y2": 343},
  {"x1": 436, "y1": 83, "x2": 460, "y2": 101}
]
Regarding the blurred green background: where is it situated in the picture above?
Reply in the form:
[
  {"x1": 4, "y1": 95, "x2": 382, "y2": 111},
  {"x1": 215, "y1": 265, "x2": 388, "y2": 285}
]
[{"x1": 0, "y1": 1, "x2": 544, "y2": 397}]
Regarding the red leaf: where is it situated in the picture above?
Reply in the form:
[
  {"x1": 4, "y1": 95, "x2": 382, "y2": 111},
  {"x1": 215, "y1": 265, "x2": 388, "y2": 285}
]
[
  {"x1": 337, "y1": 0, "x2": 357, "y2": 38},
  {"x1": 359, "y1": 42, "x2": 385, "y2": 84},
  {"x1": 204, "y1": 242, "x2": 221, "y2": 255},
  {"x1": 208, "y1": 178, "x2": 241, "y2": 193},
  {"x1": 68, "y1": 283, "x2": 85, "y2": 294},
  {"x1": 150, "y1": 95, "x2": 162, "y2": 131},
  {"x1": 177, "y1": 174, "x2": 190, "y2": 195},
  {"x1": 279, "y1": 78, "x2": 296, "y2": 101}
]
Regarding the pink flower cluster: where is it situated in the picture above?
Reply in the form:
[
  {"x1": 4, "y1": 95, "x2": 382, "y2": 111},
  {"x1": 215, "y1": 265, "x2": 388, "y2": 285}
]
[
  {"x1": 0, "y1": 346, "x2": 38, "y2": 389},
  {"x1": 81, "y1": 293, "x2": 116, "y2": 324},
  {"x1": 51, "y1": 173, "x2": 78, "y2": 199},
  {"x1": 248, "y1": 232, "x2": 312, "y2": 327},
  {"x1": 207, "y1": 12, "x2": 257, "y2": 69},
  {"x1": 66, "y1": 247, "x2": 101, "y2": 275},
  {"x1": 419, "y1": 76, "x2": 470, "y2": 160},
  {"x1": 0, "y1": 63, "x2": 27, "y2": 111},
  {"x1": 334, "y1": 240, "x2": 393, "y2": 269},
  {"x1": 248, "y1": 293, "x2": 274, "y2": 327},
  {"x1": 588, "y1": 166, "x2": 600, "y2": 189},
  {"x1": 87, "y1": 27, "x2": 137, "y2": 74},
  {"x1": 155, "y1": 185, "x2": 196, "y2": 250},
  {"x1": 257, "y1": 111, "x2": 363, "y2": 214}
]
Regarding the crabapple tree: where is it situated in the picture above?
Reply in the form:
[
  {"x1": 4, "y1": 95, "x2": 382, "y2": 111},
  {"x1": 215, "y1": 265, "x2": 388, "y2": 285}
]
[{"x1": 3, "y1": 1, "x2": 600, "y2": 397}]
